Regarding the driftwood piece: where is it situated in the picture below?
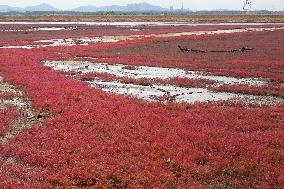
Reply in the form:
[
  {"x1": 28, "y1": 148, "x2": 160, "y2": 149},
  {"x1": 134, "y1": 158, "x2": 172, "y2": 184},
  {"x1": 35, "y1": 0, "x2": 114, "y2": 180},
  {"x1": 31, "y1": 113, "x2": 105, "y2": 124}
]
[{"x1": 178, "y1": 45, "x2": 253, "y2": 53}]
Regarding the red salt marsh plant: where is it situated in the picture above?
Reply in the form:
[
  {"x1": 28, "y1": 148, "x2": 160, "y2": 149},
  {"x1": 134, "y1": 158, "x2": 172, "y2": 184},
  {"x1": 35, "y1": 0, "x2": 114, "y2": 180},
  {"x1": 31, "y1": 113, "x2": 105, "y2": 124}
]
[
  {"x1": 78, "y1": 72, "x2": 215, "y2": 88},
  {"x1": 73, "y1": 30, "x2": 284, "y2": 82},
  {"x1": 210, "y1": 82, "x2": 284, "y2": 98},
  {"x1": 0, "y1": 92, "x2": 18, "y2": 100},
  {"x1": 80, "y1": 72, "x2": 118, "y2": 82},
  {"x1": 0, "y1": 108, "x2": 16, "y2": 137},
  {"x1": 158, "y1": 77, "x2": 215, "y2": 88},
  {"x1": 0, "y1": 26, "x2": 283, "y2": 188}
]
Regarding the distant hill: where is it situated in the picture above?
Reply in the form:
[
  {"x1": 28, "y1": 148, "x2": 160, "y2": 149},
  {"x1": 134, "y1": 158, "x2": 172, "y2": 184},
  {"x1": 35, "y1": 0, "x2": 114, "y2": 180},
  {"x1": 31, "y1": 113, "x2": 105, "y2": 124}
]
[
  {"x1": 0, "y1": 3, "x2": 59, "y2": 12},
  {"x1": 72, "y1": 6, "x2": 99, "y2": 12},
  {"x1": 0, "y1": 5, "x2": 22, "y2": 12},
  {"x1": 0, "y1": 3, "x2": 167, "y2": 13},
  {"x1": 24, "y1": 3, "x2": 59, "y2": 12},
  {"x1": 73, "y1": 3, "x2": 167, "y2": 12}
]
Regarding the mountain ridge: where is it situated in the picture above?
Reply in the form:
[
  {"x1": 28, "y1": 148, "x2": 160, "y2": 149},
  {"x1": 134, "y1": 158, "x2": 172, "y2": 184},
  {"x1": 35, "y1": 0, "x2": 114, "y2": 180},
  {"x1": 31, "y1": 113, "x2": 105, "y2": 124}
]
[
  {"x1": 24, "y1": 3, "x2": 59, "y2": 12},
  {"x1": 0, "y1": 3, "x2": 171, "y2": 12}
]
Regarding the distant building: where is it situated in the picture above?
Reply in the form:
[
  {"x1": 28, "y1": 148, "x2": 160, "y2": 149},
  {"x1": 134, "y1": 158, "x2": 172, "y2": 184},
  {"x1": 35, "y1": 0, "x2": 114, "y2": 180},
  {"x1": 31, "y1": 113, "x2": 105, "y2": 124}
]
[{"x1": 170, "y1": 6, "x2": 174, "y2": 11}]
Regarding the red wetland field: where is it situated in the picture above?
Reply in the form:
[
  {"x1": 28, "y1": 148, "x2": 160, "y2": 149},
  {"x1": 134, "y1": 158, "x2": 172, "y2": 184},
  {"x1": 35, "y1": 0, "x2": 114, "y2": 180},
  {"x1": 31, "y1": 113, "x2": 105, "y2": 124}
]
[{"x1": 0, "y1": 19, "x2": 284, "y2": 188}]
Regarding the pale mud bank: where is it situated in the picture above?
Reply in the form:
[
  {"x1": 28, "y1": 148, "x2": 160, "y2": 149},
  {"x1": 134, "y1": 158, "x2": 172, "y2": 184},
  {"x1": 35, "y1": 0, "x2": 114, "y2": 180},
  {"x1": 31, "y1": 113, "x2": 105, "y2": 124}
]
[
  {"x1": 43, "y1": 61, "x2": 284, "y2": 105},
  {"x1": 0, "y1": 26, "x2": 77, "y2": 32},
  {"x1": 44, "y1": 61, "x2": 266, "y2": 86},
  {"x1": 1, "y1": 27, "x2": 284, "y2": 49},
  {"x1": 89, "y1": 79, "x2": 281, "y2": 105}
]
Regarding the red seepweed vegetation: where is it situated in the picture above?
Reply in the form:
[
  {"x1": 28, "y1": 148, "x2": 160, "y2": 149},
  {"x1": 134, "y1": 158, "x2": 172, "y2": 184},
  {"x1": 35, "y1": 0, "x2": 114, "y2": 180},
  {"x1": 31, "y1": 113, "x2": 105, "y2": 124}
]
[
  {"x1": 79, "y1": 72, "x2": 214, "y2": 88},
  {"x1": 0, "y1": 108, "x2": 16, "y2": 137},
  {"x1": 0, "y1": 24, "x2": 283, "y2": 188},
  {"x1": 210, "y1": 83, "x2": 284, "y2": 98}
]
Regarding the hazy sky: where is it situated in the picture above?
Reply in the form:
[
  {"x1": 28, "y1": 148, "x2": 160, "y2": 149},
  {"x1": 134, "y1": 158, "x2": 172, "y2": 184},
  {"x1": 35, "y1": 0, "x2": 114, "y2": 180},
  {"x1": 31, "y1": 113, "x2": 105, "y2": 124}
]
[{"x1": 0, "y1": 0, "x2": 283, "y2": 11}]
